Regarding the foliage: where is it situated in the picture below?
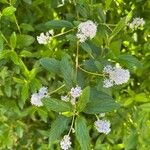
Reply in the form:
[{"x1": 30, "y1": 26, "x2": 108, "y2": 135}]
[{"x1": 0, "y1": 0, "x2": 150, "y2": 149}]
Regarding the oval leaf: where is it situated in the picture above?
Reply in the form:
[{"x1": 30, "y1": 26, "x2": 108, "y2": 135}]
[
  {"x1": 43, "y1": 98, "x2": 73, "y2": 113},
  {"x1": 75, "y1": 116, "x2": 90, "y2": 150}
]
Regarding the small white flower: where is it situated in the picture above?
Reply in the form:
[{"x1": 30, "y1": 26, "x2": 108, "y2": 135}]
[
  {"x1": 103, "y1": 65, "x2": 130, "y2": 88},
  {"x1": 37, "y1": 30, "x2": 54, "y2": 45},
  {"x1": 70, "y1": 85, "x2": 82, "y2": 99},
  {"x1": 99, "y1": 113, "x2": 105, "y2": 117},
  {"x1": 77, "y1": 20, "x2": 97, "y2": 42},
  {"x1": 94, "y1": 119, "x2": 111, "y2": 134},
  {"x1": 31, "y1": 93, "x2": 43, "y2": 107},
  {"x1": 103, "y1": 79, "x2": 113, "y2": 88},
  {"x1": 61, "y1": 95, "x2": 69, "y2": 102},
  {"x1": 128, "y1": 17, "x2": 145, "y2": 30},
  {"x1": 31, "y1": 86, "x2": 49, "y2": 107},
  {"x1": 60, "y1": 135, "x2": 71, "y2": 150}
]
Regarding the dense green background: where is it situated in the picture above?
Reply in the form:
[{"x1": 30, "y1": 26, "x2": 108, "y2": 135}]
[{"x1": 0, "y1": 0, "x2": 150, "y2": 149}]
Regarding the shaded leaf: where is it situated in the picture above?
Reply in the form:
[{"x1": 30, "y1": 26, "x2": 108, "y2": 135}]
[
  {"x1": 77, "y1": 86, "x2": 90, "y2": 112},
  {"x1": 40, "y1": 57, "x2": 60, "y2": 74},
  {"x1": 75, "y1": 116, "x2": 90, "y2": 150},
  {"x1": 43, "y1": 98, "x2": 73, "y2": 113},
  {"x1": 49, "y1": 115, "x2": 70, "y2": 145}
]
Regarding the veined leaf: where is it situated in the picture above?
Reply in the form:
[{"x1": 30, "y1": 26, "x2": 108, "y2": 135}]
[
  {"x1": 45, "y1": 20, "x2": 74, "y2": 29},
  {"x1": 2, "y1": 6, "x2": 16, "y2": 16},
  {"x1": 83, "y1": 100, "x2": 119, "y2": 114},
  {"x1": 77, "y1": 86, "x2": 90, "y2": 112},
  {"x1": 49, "y1": 115, "x2": 70, "y2": 145},
  {"x1": 75, "y1": 116, "x2": 90, "y2": 150},
  {"x1": 118, "y1": 54, "x2": 142, "y2": 69},
  {"x1": 60, "y1": 57, "x2": 73, "y2": 88},
  {"x1": 43, "y1": 98, "x2": 73, "y2": 113},
  {"x1": 40, "y1": 57, "x2": 60, "y2": 74},
  {"x1": 109, "y1": 12, "x2": 132, "y2": 42}
]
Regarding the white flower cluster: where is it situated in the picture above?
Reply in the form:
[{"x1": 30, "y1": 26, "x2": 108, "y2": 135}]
[
  {"x1": 70, "y1": 85, "x2": 82, "y2": 105},
  {"x1": 31, "y1": 86, "x2": 48, "y2": 107},
  {"x1": 128, "y1": 17, "x2": 145, "y2": 30},
  {"x1": 103, "y1": 65, "x2": 130, "y2": 88},
  {"x1": 76, "y1": 20, "x2": 97, "y2": 42},
  {"x1": 94, "y1": 119, "x2": 111, "y2": 134},
  {"x1": 37, "y1": 30, "x2": 54, "y2": 44},
  {"x1": 61, "y1": 95, "x2": 69, "y2": 102},
  {"x1": 61, "y1": 86, "x2": 82, "y2": 105},
  {"x1": 60, "y1": 135, "x2": 72, "y2": 150}
]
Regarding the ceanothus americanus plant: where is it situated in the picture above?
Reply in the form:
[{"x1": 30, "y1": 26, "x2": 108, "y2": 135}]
[{"x1": 29, "y1": 3, "x2": 144, "y2": 149}]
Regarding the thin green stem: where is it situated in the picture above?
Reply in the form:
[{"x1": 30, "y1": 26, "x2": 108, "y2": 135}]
[
  {"x1": 0, "y1": 32, "x2": 9, "y2": 43},
  {"x1": 95, "y1": 114, "x2": 100, "y2": 120},
  {"x1": 52, "y1": 28, "x2": 75, "y2": 38},
  {"x1": 79, "y1": 66, "x2": 106, "y2": 77},
  {"x1": 50, "y1": 84, "x2": 65, "y2": 95},
  {"x1": 13, "y1": 15, "x2": 21, "y2": 34},
  {"x1": 68, "y1": 109, "x2": 76, "y2": 135}
]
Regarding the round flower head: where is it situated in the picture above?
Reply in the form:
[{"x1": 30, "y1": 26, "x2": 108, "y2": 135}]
[
  {"x1": 94, "y1": 119, "x2": 111, "y2": 134},
  {"x1": 128, "y1": 17, "x2": 145, "y2": 30},
  {"x1": 103, "y1": 65, "x2": 130, "y2": 88},
  {"x1": 77, "y1": 20, "x2": 97, "y2": 42},
  {"x1": 38, "y1": 86, "x2": 48, "y2": 98},
  {"x1": 60, "y1": 135, "x2": 71, "y2": 150},
  {"x1": 37, "y1": 30, "x2": 54, "y2": 45},
  {"x1": 70, "y1": 85, "x2": 82, "y2": 99},
  {"x1": 30, "y1": 86, "x2": 49, "y2": 107},
  {"x1": 109, "y1": 67, "x2": 130, "y2": 85},
  {"x1": 31, "y1": 93, "x2": 43, "y2": 107}
]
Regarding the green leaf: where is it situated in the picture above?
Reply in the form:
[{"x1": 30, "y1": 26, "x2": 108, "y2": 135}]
[
  {"x1": 109, "y1": 12, "x2": 132, "y2": 42},
  {"x1": 16, "y1": 34, "x2": 35, "y2": 48},
  {"x1": 0, "y1": 34, "x2": 4, "y2": 51},
  {"x1": 80, "y1": 42, "x2": 92, "y2": 54},
  {"x1": 77, "y1": 86, "x2": 90, "y2": 112},
  {"x1": 45, "y1": 20, "x2": 74, "y2": 29},
  {"x1": 140, "y1": 103, "x2": 150, "y2": 112},
  {"x1": 43, "y1": 98, "x2": 73, "y2": 113},
  {"x1": 83, "y1": 100, "x2": 119, "y2": 114},
  {"x1": 40, "y1": 57, "x2": 60, "y2": 74},
  {"x1": 10, "y1": 32, "x2": 17, "y2": 49},
  {"x1": 2, "y1": 6, "x2": 16, "y2": 16},
  {"x1": 49, "y1": 115, "x2": 70, "y2": 145},
  {"x1": 60, "y1": 57, "x2": 73, "y2": 88},
  {"x1": 21, "y1": 82, "x2": 29, "y2": 104},
  {"x1": 75, "y1": 116, "x2": 90, "y2": 150},
  {"x1": 118, "y1": 54, "x2": 142, "y2": 69}
]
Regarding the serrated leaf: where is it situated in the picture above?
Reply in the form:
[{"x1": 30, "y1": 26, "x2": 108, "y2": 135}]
[
  {"x1": 49, "y1": 115, "x2": 70, "y2": 145},
  {"x1": 77, "y1": 86, "x2": 90, "y2": 112},
  {"x1": 45, "y1": 20, "x2": 74, "y2": 29},
  {"x1": 83, "y1": 100, "x2": 119, "y2": 114},
  {"x1": 21, "y1": 83, "x2": 29, "y2": 103},
  {"x1": 60, "y1": 57, "x2": 73, "y2": 88},
  {"x1": 16, "y1": 34, "x2": 35, "y2": 48},
  {"x1": 40, "y1": 57, "x2": 60, "y2": 74},
  {"x1": 80, "y1": 42, "x2": 92, "y2": 54},
  {"x1": 75, "y1": 116, "x2": 90, "y2": 150},
  {"x1": 2, "y1": 6, "x2": 16, "y2": 16},
  {"x1": 118, "y1": 54, "x2": 142, "y2": 69},
  {"x1": 109, "y1": 12, "x2": 132, "y2": 42},
  {"x1": 43, "y1": 98, "x2": 73, "y2": 112}
]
